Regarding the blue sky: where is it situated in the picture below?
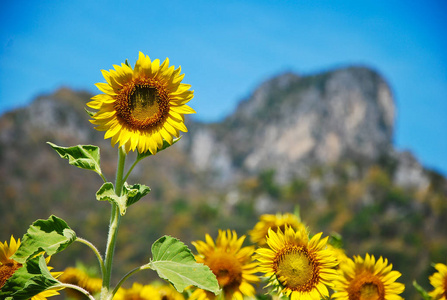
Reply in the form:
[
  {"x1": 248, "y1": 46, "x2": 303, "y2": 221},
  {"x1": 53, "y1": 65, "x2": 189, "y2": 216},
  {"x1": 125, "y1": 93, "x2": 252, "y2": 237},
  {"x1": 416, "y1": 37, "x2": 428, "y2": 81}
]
[{"x1": 1, "y1": 0, "x2": 446, "y2": 175}]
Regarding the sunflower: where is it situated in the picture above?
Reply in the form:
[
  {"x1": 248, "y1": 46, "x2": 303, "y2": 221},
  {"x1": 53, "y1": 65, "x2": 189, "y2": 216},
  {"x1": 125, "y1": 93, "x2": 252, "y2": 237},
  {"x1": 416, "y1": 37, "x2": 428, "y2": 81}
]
[
  {"x1": 429, "y1": 262, "x2": 447, "y2": 300},
  {"x1": 190, "y1": 230, "x2": 259, "y2": 300},
  {"x1": 156, "y1": 284, "x2": 185, "y2": 300},
  {"x1": 87, "y1": 51, "x2": 195, "y2": 154},
  {"x1": 0, "y1": 235, "x2": 63, "y2": 299},
  {"x1": 0, "y1": 235, "x2": 20, "y2": 263},
  {"x1": 0, "y1": 235, "x2": 22, "y2": 289},
  {"x1": 113, "y1": 282, "x2": 159, "y2": 300},
  {"x1": 113, "y1": 282, "x2": 184, "y2": 300},
  {"x1": 59, "y1": 267, "x2": 102, "y2": 298},
  {"x1": 332, "y1": 253, "x2": 405, "y2": 300},
  {"x1": 249, "y1": 213, "x2": 306, "y2": 246},
  {"x1": 255, "y1": 226, "x2": 338, "y2": 300}
]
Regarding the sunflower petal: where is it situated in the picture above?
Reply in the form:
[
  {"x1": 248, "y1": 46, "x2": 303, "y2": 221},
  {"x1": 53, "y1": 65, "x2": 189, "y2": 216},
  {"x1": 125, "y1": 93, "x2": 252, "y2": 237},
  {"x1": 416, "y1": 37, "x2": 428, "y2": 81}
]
[{"x1": 170, "y1": 104, "x2": 196, "y2": 114}]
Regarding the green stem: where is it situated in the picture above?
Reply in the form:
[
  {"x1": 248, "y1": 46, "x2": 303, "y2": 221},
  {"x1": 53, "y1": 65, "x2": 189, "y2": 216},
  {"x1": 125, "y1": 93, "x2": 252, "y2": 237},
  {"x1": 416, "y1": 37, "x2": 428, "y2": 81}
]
[
  {"x1": 123, "y1": 157, "x2": 141, "y2": 183},
  {"x1": 57, "y1": 283, "x2": 96, "y2": 300},
  {"x1": 76, "y1": 237, "x2": 105, "y2": 278},
  {"x1": 99, "y1": 172, "x2": 108, "y2": 183},
  {"x1": 115, "y1": 147, "x2": 127, "y2": 195},
  {"x1": 217, "y1": 290, "x2": 225, "y2": 300},
  {"x1": 101, "y1": 146, "x2": 126, "y2": 300},
  {"x1": 111, "y1": 264, "x2": 150, "y2": 297}
]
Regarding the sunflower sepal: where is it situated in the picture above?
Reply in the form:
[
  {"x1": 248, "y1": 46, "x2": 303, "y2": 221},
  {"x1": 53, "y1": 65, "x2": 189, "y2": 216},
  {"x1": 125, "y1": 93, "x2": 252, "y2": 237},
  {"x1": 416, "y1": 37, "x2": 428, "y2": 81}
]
[
  {"x1": 0, "y1": 255, "x2": 60, "y2": 300},
  {"x1": 84, "y1": 107, "x2": 96, "y2": 117},
  {"x1": 47, "y1": 142, "x2": 105, "y2": 180},
  {"x1": 328, "y1": 232, "x2": 343, "y2": 248},
  {"x1": 136, "y1": 136, "x2": 182, "y2": 161},
  {"x1": 95, "y1": 182, "x2": 151, "y2": 216},
  {"x1": 263, "y1": 276, "x2": 284, "y2": 296},
  {"x1": 11, "y1": 215, "x2": 76, "y2": 264},
  {"x1": 148, "y1": 235, "x2": 220, "y2": 295}
]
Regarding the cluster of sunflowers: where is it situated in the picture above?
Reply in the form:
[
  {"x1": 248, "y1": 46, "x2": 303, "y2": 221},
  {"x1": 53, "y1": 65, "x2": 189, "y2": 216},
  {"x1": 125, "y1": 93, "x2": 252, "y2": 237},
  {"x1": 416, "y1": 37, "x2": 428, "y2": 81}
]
[{"x1": 2, "y1": 213, "x2": 446, "y2": 300}]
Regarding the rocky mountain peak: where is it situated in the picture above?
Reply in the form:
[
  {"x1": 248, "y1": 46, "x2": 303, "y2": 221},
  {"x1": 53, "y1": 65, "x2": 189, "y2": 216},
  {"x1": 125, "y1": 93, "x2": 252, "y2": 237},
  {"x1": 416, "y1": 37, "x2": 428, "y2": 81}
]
[
  {"x1": 188, "y1": 66, "x2": 396, "y2": 182},
  {"x1": 234, "y1": 72, "x2": 301, "y2": 119}
]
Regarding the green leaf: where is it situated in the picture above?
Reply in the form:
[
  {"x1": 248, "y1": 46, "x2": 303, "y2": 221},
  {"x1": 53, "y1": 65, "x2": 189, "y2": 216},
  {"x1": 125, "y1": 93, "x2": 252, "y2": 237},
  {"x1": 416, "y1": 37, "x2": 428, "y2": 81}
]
[
  {"x1": 96, "y1": 182, "x2": 150, "y2": 216},
  {"x1": 96, "y1": 182, "x2": 126, "y2": 214},
  {"x1": 12, "y1": 215, "x2": 76, "y2": 264},
  {"x1": 149, "y1": 236, "x2": 220, "y2": 294},
  {"x1": 47, "y1": 142, "x2": 103, "y2": 177},
  {"x1": 137, "y1": 137, "x2": 182, "y2": 160},
  {"x1": 0, "y1": 255, "x2": 60, "y2": 300},
  {"x1": 125, "y1": 183, "x2": 151, "y2": 207}
]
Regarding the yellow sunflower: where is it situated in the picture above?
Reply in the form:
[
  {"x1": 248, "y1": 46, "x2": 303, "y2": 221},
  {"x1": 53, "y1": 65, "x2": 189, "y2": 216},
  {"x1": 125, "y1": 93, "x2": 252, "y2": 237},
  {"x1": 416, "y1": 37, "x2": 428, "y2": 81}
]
[
  {"x1": 155, "y1": 283, "x2": 185, "y2": 300},
  {"x1": 0, "y1": 235, "x2": 63, "y2": 299},
  {"x1": 332, "y1": 253, "x2": 405, "y2": 300},
  {"x1": 255, "y1": 226, "x2": 338, "y2": 300},
  {"x1": 0, "y1": 235, "x2": 20, "y2": 263},
  {"x1": 191, "y1": 230, "x2": 260, "y2": 300},
  {"x1": 59, "y1": 267, "x2": 102, "y2": 298},
  {"x1": 87, "y1": 51, "x2": 195, "y2": 154},
  {"x1": 113, "y1": 282, "x2": 184, "y2": 300},
  {"x1": 113, "y1": 282, "x2": 159, "y2": 300},
  {"x1": 429, "y1": 262, "x2": 447, "y2": 300},
  {"x1": 0, "y1": 235, "x2": 22, "y2": 289},
  {"x1": 249, "y1": 213, "x2": 306, "y2": 246}
]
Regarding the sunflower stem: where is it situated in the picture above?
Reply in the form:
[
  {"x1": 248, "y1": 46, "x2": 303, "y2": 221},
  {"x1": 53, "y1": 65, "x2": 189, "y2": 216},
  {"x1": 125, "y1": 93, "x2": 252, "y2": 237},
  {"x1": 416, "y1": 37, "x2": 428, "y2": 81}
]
[
  {"x1": 111, "y1": 264, "x2": 150, "y2": 297},
  {"x1": 99, "y1": 172, "x2": 108, "y2": 183},
  {"x1": 76, "y1": 237, "x2": 105, "y2": 278},
  {"x1": 101, "y1": 146, "x2": 126, "y2": 300},
  {"x1": 57, "y1": 282, "x2": 97, "y2": 300},
  {"x1": 123, "y1": 157, "x2": 141, "y2": 183}
]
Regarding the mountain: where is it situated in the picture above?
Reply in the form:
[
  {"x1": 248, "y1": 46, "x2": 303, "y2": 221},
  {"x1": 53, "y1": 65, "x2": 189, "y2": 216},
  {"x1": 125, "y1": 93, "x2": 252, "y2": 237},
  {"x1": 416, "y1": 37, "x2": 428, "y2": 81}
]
[
  {"x1": 184, "y1": 67, "x2": 427, "y2": 188},
  {"x1": 188, "y1": 68, "x2": 395, "y2": 175},
  {"x1": 0, "y1": 66, "x2": 446, "y2": 299}
]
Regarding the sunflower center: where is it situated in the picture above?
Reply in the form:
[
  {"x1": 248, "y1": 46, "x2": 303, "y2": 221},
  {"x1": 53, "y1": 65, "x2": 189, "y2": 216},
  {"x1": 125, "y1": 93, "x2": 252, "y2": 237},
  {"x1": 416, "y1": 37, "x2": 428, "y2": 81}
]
[
  {"x1": 129, "y1": 85, "x2": 160, "y2": 121},
  {"x1": 274, "y1": 246, "x2": 317, "y2": 291},
  {"x1": 0, "y1": 260, "x2": 22, "y2": 288},
  {"x1": 114, "y1": 80, "x2": 170, "y2": 130},
  {"x1": 206, "y1": 251, "x2": 243, "y2": 293},
  {"x1": 347, "y1": 271, "x2": 385, "y2": 300}
]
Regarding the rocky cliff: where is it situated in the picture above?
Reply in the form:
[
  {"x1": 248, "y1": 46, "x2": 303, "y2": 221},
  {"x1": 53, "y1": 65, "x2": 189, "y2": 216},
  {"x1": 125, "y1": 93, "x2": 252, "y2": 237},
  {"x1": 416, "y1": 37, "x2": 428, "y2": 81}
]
[{"x1": 184, "y1": 66, "x2": 428, "y2": 188}]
